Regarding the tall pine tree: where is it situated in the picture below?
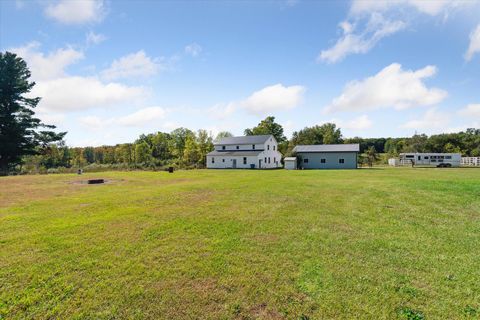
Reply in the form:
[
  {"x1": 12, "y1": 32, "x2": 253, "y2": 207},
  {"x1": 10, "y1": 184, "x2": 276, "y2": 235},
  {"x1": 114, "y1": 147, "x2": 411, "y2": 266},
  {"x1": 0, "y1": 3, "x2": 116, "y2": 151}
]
[{"x1": 0, "y1": 52, "x2": 66, "y2": 175}]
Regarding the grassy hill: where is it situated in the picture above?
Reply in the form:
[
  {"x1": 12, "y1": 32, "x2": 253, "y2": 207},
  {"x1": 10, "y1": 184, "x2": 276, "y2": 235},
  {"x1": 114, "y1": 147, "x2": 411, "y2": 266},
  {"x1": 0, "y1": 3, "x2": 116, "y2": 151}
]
[{"x1": 1, "y1": 168, "x2": 479, "y2": 319}]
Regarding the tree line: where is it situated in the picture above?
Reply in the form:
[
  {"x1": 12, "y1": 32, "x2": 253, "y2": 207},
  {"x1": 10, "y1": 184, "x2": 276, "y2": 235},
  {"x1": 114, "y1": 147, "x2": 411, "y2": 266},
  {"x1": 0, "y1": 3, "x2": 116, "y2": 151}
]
[{"x1": 2, "y1": 51, "x2": 480, "y2": 175}]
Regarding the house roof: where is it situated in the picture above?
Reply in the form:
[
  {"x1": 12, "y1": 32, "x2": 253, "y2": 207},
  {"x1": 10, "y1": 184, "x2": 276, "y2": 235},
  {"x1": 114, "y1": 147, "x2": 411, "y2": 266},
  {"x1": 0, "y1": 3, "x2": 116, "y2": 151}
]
[
  {"x1": 207, "y1": 150, "x2": 264, "y2": 156},
  {"x1": 214, "y1": 135, "x2": 272, "y2": 145},
  {"x1": 293, "y1": 144, "x2": 360, "y2": 153}
]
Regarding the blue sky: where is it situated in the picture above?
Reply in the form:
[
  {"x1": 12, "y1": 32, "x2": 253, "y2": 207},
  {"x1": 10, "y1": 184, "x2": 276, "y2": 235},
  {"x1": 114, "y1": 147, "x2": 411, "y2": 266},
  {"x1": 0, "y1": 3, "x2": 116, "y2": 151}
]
[{"x1": 1, "y1": 0, "x2": 480, "y2": 146}]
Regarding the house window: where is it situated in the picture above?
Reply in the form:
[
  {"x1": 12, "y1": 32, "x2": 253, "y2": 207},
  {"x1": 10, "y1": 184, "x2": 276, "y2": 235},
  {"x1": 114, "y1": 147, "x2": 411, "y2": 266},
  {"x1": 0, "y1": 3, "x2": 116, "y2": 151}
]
[
  {"x1": 236, "y1": 146, "x2": 239, "y2": 150},
  {"x1": 339, "y1": 159, "x2": 345, "y2": 164},
  {"x1": 212, "y1": 157, "x2": 215, "y2": 164},
  {"x1": 321, "y1": 159, "x2": 326, "y2": 163},
  {"x1": 418, "y1": 156, "x2": 421, "y2": 161},
  {"x1": 274, "y1": 157, "x2": 276, "y2": 163},
  {"x1": 268, "y1": 145, "x2": 270, "y2": 150},
  {"x1": 445, "y1": 156, "x2": 452, "y2": 159},
  {"x1": 243, "y1": 157, "x2": 247, "y2": 164},
  {"x1": 424, "y1": 156, "x2": 429, "y2": 159},
  {"x1": 273, "y1": 146, "x2": 275, "y2": 151},
  {"x1": 252, "y1": 144, "x2": 255, "y2": 150},
  {"x1": 222, "y1": 159, "x2": 225, "y2": 162},
  {"x1": 304, "y1": 158, "x2": 309, "y2": 163},
  {"x1": 268, "y1": 157, "x2": 271, "y2": 164},
  {"x1": 222, "y1": 146, "x2": 226, "y2": 150},
  {"x1": 265, "y1": 157, "x2": 267, "y2": 163}
]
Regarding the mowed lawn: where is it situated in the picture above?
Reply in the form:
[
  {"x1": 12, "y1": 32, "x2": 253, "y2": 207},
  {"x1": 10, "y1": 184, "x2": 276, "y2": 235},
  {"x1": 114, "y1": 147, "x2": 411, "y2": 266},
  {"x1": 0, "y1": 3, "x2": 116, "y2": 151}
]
[{"x1": 1, "y1": 168, "x2": 480, "y2": 319}]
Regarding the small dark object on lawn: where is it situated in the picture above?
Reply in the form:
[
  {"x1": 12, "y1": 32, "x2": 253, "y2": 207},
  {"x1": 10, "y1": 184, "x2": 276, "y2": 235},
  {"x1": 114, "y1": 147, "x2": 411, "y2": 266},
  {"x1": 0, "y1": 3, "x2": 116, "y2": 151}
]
[
  {"x1": 168, "y1": 167, "x2": 174, "y2": 173},
  {"x1": 88, "y1": 179, "x2": 104, "y2": 184},
  {"x1": 77, "y1": 169, "x2": 82, "y2": 175}
]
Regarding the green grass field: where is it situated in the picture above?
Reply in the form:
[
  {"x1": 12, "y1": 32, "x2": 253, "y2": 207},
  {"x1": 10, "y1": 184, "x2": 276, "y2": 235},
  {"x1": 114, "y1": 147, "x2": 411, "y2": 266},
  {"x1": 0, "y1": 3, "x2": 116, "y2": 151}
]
[{"x1": 1, "y1": 168, "x2": 480, "y2": 319}]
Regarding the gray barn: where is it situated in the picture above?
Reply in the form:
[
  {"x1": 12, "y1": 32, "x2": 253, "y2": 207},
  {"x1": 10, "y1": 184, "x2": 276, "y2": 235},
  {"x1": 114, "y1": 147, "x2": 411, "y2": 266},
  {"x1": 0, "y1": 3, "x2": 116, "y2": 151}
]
[{"x1": 293, "y1": 144, "x2": 360, "y2": 169}]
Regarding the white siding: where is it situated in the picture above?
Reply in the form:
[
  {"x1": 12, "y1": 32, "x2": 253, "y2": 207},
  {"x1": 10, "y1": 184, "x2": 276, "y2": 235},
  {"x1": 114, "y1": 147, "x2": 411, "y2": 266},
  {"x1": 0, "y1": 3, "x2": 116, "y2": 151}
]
[
  {"x1": 207, "y1": 136, "x2": 283, "y2": 169},
  {"x1": 206, "y1": 155, "x2": 259, "y2": 169},
  {"x1": 214, "y1": 144, "x2": 262, "y2": 151}
]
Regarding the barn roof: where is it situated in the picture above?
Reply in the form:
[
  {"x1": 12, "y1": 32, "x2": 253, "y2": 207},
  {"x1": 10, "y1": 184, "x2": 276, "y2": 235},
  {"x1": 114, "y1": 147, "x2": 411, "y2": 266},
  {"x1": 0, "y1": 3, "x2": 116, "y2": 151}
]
[
  {"x1": 207, "y1": 150, "x2": 263, "y2": 156},
  {"x1": 293, "y1": 144, "x2": 360, "y2": 153},
  {"x1": 214, "y1": 135, "x2": 273, "y2": 145}
]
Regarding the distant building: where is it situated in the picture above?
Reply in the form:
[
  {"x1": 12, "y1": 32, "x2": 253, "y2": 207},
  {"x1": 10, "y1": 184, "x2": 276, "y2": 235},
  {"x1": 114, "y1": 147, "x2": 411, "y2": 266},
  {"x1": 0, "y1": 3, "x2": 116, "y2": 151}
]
[
  {"x1": 206, "y1": 135, "x2": 282, "y2": 169},
  {"x1": 284, "y1": 157, "x2": 297, "y2": 170},
  {"x1": 461, "y1": 157, "x2": 480, "y2": 166},
  {"x1": 399, "y1": 153, "x2": 461, "y2": 167},
  {"x1": 293, "y1": 144, "x2": 359, "y2": 169}
]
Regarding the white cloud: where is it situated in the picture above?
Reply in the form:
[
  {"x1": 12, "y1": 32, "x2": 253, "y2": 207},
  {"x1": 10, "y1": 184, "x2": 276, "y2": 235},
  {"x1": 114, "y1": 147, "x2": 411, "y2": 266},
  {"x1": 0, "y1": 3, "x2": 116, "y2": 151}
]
[
  {"x1": 10, "y1": 42, "x2": 84, "y2": 81},
  {"x1": 333, "y1": 115, "x2": 373, "y2": 130},
  {"x1": 101, "y1": 50, "x2": 165, "y2": 80},
  {"x1": 208, "y1": 102, "x2": 238, "y2": 120},
  {"x1": 116, "y1": 107, "x2": 166, "y2": 126},
  {"x1": 401, "y1": 108, "x2": 449, "y2": 129},
  {"x1": 325, "y1": 63, "x2": 447, "y2": 113},
  {"x1": 465, "y1": 24, "x2": 480, "y2": 61},
  {"x1": 32, "y1": 76, "x2": 145, "y2": 112},
  {"x1": 319, "y1": 13, "x2": 406, "y2": 63},
  {"x1": 321, "y1": 0, "x2": 477, "y2": 63},
  {"x1": 80, "y1": 107, "x2": 167, "y2": 129},
  {"x1": 79, "y1": 115, "x2": 104, "y2": 129},
  {"x1": 459, "y1": 103, "x2": 480, "y2": 117},
  {"x1": 184, "y1": 43, "x2": 202, "y2": 57},
  {"x1": 241, "y1": 84, "x2": 306, "y2": 114},
  {"x1": 350, "y1": 0, "x2": 475, "y2": 17},
  {"x1": 10, "y1": 42, "x2": 146, "y2": 113},
  {"x1": 86, "y1": 31, "x2": 106, "y2": 45},
  {"x1": 45, "y1": 0, "x2": 106, "y2": 25},
  {"x1": 210, "y1": 84, "x2": 306, "y2": 118}
]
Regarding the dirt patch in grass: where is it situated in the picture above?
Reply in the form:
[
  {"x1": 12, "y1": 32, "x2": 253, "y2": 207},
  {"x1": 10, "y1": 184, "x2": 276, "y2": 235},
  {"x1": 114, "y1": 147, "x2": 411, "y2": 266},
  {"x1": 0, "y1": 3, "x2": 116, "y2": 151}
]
[
  {"x1": 243, "y1": 303, "x2": 284, "y2": 319},
  {"x1": 0, "y1": 176, "x2": 75, "y2": 209}
]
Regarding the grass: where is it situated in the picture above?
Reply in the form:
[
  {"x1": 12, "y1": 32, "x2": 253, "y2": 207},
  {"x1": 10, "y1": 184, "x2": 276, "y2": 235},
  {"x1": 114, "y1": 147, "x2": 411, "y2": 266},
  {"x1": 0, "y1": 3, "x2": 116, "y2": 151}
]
[{"x1": 1, "y1": 168, "x2": 480, "y2": 319}]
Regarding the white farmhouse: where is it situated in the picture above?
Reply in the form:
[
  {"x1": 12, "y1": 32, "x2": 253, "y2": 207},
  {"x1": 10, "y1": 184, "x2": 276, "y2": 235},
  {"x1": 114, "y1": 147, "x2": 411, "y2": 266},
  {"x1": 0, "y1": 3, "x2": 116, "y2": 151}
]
[{"x1": 206, "y1": 135, "x2": 282, "y2": 169}]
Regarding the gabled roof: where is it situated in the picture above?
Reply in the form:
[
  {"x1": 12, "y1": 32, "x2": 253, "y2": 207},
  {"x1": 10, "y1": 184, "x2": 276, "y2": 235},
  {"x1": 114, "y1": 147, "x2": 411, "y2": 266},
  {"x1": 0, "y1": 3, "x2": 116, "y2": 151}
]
[
  {"x1": 214, "y1": 135, "x2": 273, "y2": 145},
  {"x1": 293, "y1": 144, "x2": 360, "y2": 153},
  {"x1": 207, "y1": 150, "x2": 263, "y2": 156}
]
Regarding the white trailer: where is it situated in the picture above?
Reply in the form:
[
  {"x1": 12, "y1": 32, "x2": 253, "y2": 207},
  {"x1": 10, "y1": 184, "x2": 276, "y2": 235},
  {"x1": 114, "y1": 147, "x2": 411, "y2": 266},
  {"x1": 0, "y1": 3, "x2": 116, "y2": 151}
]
[{"x1": 399, "y1": 153, "x2": 461, "y2": 167}]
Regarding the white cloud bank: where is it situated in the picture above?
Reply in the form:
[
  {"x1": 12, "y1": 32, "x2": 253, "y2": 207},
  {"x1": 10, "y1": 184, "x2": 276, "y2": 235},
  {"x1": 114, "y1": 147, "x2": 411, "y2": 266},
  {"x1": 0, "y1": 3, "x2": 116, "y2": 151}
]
[
  {"x1": 184, "y1": 43, "x2": 202, "y2": 57},
  {"x1": 242, "y1": 84, "x2": 305, "y2": 114},
  {"x1": 340, "y1": 115, "x2": 373, "y2": 130},
  {"x1": 101, "y1": 50, "x2": 165, "y2": 80},
  {"x1": 319, "y1": 0, "x2": 476, "y2": 63},
  {"x1": 319, "y1": 14, "x2": 406, "y2": 63},
  {"x1": 350, "y1": 0, "x2": 474, "y2": 17},
  {"x1": 465, "y1": 24, "x2": 480, "y2": 61},
  {"x1": 401, "y1": 108, "x2": 449, "y2": 129},
  {"x1": 45, "y1": 0, "x2": 106, "y2": 25},
  {"x1": 325, "y1": 63, "x2": 447, "y2": 113},
  {"x1": 210, "y1": 84, "x2": 306, "y2": 118},
  {"x1": 86, "y1": 31, "x2": 106, "y2": 46},
  {"x1": 459, "y1": 103, "x2": 480, "y2": 117},
  {"x1": 32, "y1": 77, "x2": 145, "y2": 112},
  {"x1": 10, "y1": 42, "x2": 84, "y2": 81},
  {"x1": 80, "y1": 107, "x2": 167, "y2": 128},
  {"x1": 10, "y1": 42, "x2": 145, "y2": 112}
]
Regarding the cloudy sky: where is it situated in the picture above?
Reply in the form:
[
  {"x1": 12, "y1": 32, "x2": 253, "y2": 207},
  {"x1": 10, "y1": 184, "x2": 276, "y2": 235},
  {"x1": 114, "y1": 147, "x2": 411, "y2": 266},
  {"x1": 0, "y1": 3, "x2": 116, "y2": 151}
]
[{"x1": 1, "y1": 0, "x2": 480, "y2": 146}]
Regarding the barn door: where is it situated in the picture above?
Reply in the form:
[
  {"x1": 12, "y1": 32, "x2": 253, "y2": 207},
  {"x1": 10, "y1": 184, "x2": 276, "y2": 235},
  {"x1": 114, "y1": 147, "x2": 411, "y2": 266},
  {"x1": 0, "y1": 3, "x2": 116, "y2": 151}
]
[{"x1": 232, "y1": 159, "x2": 237, "y2": 168}]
